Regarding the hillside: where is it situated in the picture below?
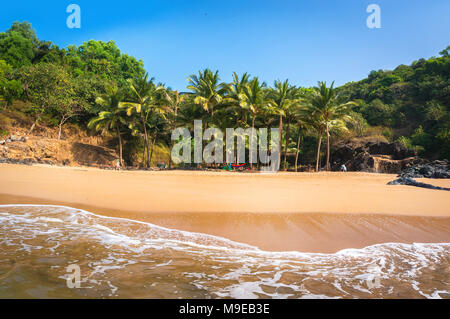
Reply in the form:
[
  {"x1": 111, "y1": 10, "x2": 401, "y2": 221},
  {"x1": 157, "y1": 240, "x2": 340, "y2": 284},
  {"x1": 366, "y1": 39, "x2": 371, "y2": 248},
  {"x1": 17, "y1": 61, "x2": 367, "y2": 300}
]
[
  {"x1": 0, "y1": 102, "x2": 170, "y2": 168},
  {"x1": 338, "y1": 47, "x2": 450, "y2": 160}
]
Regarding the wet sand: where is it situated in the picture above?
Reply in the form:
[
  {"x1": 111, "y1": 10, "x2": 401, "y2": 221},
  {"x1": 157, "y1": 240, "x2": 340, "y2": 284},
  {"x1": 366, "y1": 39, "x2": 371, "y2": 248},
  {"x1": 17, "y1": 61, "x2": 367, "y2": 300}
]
[{"x1": 0, "y1": 163, "x2": 449, "y2": 252}]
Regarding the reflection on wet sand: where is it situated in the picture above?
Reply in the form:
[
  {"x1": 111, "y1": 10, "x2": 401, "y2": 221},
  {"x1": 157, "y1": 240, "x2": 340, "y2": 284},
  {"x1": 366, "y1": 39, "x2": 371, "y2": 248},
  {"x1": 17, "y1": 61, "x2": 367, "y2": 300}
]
[{"x1": 1, "y1": 205, "x2": 449, "y2": 299}]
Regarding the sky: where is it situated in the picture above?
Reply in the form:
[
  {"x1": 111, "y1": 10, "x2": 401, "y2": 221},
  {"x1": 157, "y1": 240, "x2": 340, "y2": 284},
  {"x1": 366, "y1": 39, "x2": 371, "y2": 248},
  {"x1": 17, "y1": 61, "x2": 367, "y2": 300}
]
[{"x1": 1, "y1": 0, "x2": 449, "y2": 90}]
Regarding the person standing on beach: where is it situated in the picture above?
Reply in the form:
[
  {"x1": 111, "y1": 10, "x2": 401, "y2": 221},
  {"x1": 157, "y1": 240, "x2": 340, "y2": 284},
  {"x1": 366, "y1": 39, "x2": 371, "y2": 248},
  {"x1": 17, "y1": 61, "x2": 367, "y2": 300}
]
[
  {"x1": 340, "y1": 164, "x2": 347, "y2": 172},
  {"x1": 115, "y1": 159, "x2": 121, "y2": 170}
]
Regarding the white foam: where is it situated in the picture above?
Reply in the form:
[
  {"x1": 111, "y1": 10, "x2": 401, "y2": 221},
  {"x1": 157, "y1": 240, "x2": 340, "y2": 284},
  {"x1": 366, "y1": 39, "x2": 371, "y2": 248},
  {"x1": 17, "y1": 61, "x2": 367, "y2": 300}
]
[{"x1": 0, "y1": 204, "x2": 448, "y2": 299}]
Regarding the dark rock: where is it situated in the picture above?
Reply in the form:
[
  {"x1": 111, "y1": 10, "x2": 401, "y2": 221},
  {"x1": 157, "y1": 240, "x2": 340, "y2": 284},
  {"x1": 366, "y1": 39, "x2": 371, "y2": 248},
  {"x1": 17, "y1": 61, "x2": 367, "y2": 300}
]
[
  {"x1": 387, "y1": 159, "x2": 450, "y2": 191},
  {"x1": 387, "y1": 176, "x2": 450, "y2": 191},
  {"x1": 332, "y1": 141, "x2": 418, "y2": 173},
  {"x1": 398, "y1": 160, "x2": 449, "y2": 179},
  {"x1": 365, "y1": 141, "x2": 415, "y2": 159}
]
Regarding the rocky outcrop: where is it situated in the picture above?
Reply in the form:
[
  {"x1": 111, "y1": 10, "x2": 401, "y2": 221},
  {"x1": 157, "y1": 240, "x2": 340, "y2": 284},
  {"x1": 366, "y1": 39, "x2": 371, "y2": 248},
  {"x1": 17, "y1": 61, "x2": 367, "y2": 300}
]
[
  {"x1": 395, "y1": 160, "x2": 450, "y2": 179},
  {"x1": 0, "y1": 134, "x2": 118, "y2": 167},
  {"x1": 387, "y1": 160, "x2": 450, "y2": 191},
  {"x1": 332, "y1": 141, "x2": 419, "y2": 173}
]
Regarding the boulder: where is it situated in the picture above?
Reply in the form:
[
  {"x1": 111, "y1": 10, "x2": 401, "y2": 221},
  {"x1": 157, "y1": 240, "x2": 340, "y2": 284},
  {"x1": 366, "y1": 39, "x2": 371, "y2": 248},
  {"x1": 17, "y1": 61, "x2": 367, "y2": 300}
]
[
  {"x1": 367, "y1": 141, "x2": 415, "y2": 160},
  {"x1": 399, "y1": 160, "x2": 450, "y2": 179},
  {"x1": 332, "y1": 141, "x2": 419, "y2": 173},
  {"x1": 387, "y1": 159, "x2": 450, "y2": 190}
]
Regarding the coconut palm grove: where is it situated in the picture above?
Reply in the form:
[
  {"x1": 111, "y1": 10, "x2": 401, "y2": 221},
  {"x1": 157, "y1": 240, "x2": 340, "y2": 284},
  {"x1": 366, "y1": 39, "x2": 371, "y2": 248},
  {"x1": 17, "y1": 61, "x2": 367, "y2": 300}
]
[{"x1": 1, "y1": 22, "x2": 449, "y2": 170}]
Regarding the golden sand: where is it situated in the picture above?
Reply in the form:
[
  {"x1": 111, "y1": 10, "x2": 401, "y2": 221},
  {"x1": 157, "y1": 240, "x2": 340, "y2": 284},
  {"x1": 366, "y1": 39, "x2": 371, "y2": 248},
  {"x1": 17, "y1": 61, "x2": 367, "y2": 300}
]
[{"x1": 1, "y1": 163, "x2": 449, "y2": 252}]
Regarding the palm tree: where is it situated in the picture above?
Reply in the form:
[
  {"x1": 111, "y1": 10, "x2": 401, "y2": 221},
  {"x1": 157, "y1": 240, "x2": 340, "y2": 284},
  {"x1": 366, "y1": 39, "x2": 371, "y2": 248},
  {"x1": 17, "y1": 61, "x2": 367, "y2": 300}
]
[
  {"x1": 240, "y1": 77, "x2": 268, "y2": 169},
  {"x1": 147, "y1": 113, "x2": 168, "y2": 166},
  {"x1": 293, "y1": 106, "x2": 311, "y2": 172},
  {"x1": 160, "y1": 89, "x2": 185, "y2": 168},
  {"x1": 308, "y1": 110, "x2": 326, "y2": 172},
  {"x1": 88, "y1": 85, "x2": 127, "y2": 166},
  {"x1": 187, "y1": 69, "x2": 226, "y2": 119},
  {"x1": 281, "y1": 95, "x2": 304, "y2": 171},
  {"x1": 120, "y1": 74, "x2": 166, "y2": 168},
  {"x1": 266, "y1": 80, "x2": 297, "y2": 171},
  {"x1": 222, "y1": 72, "x2": 251, "y2": 127},
  {"x1": 309, "y1": 81, "x2": 356, "y2": 171}
]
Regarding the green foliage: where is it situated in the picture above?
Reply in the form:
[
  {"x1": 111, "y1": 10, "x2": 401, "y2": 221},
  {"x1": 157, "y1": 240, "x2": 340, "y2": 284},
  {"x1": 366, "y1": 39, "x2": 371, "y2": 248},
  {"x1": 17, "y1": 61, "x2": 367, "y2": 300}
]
[
  {"x1": 436, "y1": 123, "x2": 450, "y2": 159},
  {"x1": 0, "y1": 59, "x2": 22, "y2": 107},
  {"x1": 0, "y1": 128, "x2": 9, "y2": 137},
  {"x1": 66, "y1": 40, "x2": 145, "y2": 84},
  {"x1": 410, "y1": 126, "x2": 432, "y2": 149},
  {"x1": 0, "y1": 113, "x2": 11, "y2": 128},
  {"x1": 0, "y1": 22, "x2": 36, "y2": 68},
  {"x1": 14, "y1": 62, "x2": 84, "y2": 137},
  {"x1": 396, "y1": 136, "x2": 413, "y2": 149},
  {"x1": 1, "y1": 19, "x2": 449, "y2": 166},
  {"x1": 346, "y1": 111, "x2": 368, "y2": 137},
  {"x1": 187, "y1": 69, "x2": 226, "y2": 117},
  {"x1": 339, "y1": 46, "x2": 450, "y2": 158}
]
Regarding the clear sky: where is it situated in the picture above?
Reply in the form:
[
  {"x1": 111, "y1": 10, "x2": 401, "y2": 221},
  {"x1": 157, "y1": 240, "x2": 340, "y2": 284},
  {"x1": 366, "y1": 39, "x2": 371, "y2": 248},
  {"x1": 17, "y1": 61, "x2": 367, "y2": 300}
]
[{"x1": 1, "y1": 0, "x2": 449, "y2": 90}]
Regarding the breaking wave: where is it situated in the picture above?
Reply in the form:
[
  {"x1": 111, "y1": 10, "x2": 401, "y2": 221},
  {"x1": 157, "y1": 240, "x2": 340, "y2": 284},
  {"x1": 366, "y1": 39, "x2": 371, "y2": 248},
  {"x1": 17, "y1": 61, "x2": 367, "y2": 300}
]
[{"x1": 0, "y1": 205, "x2": 448, "y2": 299}]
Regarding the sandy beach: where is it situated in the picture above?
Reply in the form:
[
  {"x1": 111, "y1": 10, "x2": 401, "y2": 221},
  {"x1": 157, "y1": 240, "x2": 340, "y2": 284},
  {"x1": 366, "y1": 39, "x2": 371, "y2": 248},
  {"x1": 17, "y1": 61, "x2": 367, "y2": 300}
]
[{"x1": 1, "y1": 163, "x2": 449, "y2": 252}]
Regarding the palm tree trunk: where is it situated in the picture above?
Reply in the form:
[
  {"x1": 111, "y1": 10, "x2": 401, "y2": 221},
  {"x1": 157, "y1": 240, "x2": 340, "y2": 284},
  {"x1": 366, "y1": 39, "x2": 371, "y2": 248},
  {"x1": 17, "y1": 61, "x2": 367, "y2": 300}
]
[
  {"x1": 142, "y1": 137, "x2": 146, "y2": 168},
  {"x1": 168, "y1": 125, "x2": 174, "y2": 170},
  {"x1": 168, "y1": 107, "x2": 178, "y2": 170},
  {"x1": 326, "y1": 121, "x2": 330, "y2": 171},
  {"x1": 141, "y1": 112, "x2": 150, "y2": 168},
  {"x1": 116, "y1": 124, "x2": 123, "y2": 167},
  {"x1": 278, "y1": 114, "x2": 283, "y2": 171},
  {"x1": 283, "y1": 118, "x2": 290, "y2": 171},
  {"x1": 315, "y1": 130, "x2": 323, "y2": 172},
  {"x1": 250, "y1": 114, "x2": 256, "y2": 170},
  {"x1": 295, "y1": 127, "x2": 301, "y2": 172},
  {"x1": 149, "y1": 134, "x2": 157, "y2": 167}
]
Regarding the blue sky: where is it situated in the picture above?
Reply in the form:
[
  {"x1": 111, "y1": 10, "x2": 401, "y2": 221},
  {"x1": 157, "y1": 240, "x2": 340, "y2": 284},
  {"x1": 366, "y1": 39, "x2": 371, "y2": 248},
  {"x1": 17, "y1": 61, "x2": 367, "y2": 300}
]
[{"x1": 1, "y1": 0, "x2": 449, "y2": 90}]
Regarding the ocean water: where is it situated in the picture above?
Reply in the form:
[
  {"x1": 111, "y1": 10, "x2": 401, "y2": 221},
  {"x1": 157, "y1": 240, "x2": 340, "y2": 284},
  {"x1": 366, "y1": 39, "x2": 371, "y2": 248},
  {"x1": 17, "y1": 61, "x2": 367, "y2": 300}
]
[{"x1": 0, "y1": 205, "x2": 449, "y2": 299}]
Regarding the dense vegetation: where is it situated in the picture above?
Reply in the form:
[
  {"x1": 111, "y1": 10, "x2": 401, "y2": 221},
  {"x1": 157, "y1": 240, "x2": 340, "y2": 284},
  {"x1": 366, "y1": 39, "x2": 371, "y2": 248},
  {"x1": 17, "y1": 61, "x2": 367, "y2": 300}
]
[
  {"x1": 0, "y1": 21, "x2": 449, "y2": 170},
  {"x1": 339, "y1": 47, "x2": 450, "y2": 159}
]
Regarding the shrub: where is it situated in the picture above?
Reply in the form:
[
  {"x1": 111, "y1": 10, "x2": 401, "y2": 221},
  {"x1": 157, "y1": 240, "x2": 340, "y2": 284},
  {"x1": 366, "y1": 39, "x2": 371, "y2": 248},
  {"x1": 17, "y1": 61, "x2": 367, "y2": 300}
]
[
  {"x1": 396, "y1": 136, "x2": 412, "y2": 149},
  {"x1": 0, "y1": 128, "x2": 9, "y2": 137},
  {"x1": 0, "y1": 113, "x2": 11, "y2": 128}
]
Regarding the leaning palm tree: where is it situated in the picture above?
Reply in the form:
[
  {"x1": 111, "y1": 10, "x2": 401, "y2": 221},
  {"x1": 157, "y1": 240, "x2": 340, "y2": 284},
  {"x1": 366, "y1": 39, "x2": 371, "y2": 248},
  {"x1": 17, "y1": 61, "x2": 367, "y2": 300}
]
[
  {"x1": 187, "y1": 69, "x2": 226, "y2": 119},
  {"x1": 309, "y1": 81, "x2": 356, "y2": 171},
  {"x1": 308, "y1": 110, "x2": 327, "y2": 172},
  {"x1": 88, "y1": 85, "x2": 127, "y2": 166}
]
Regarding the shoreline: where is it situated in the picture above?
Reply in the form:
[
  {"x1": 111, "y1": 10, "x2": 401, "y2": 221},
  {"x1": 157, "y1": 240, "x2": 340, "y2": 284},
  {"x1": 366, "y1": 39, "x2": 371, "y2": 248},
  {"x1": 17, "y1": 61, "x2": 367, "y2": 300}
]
[{"x1": 1, "y1": 163, "x2": 449, "y2": 252}]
